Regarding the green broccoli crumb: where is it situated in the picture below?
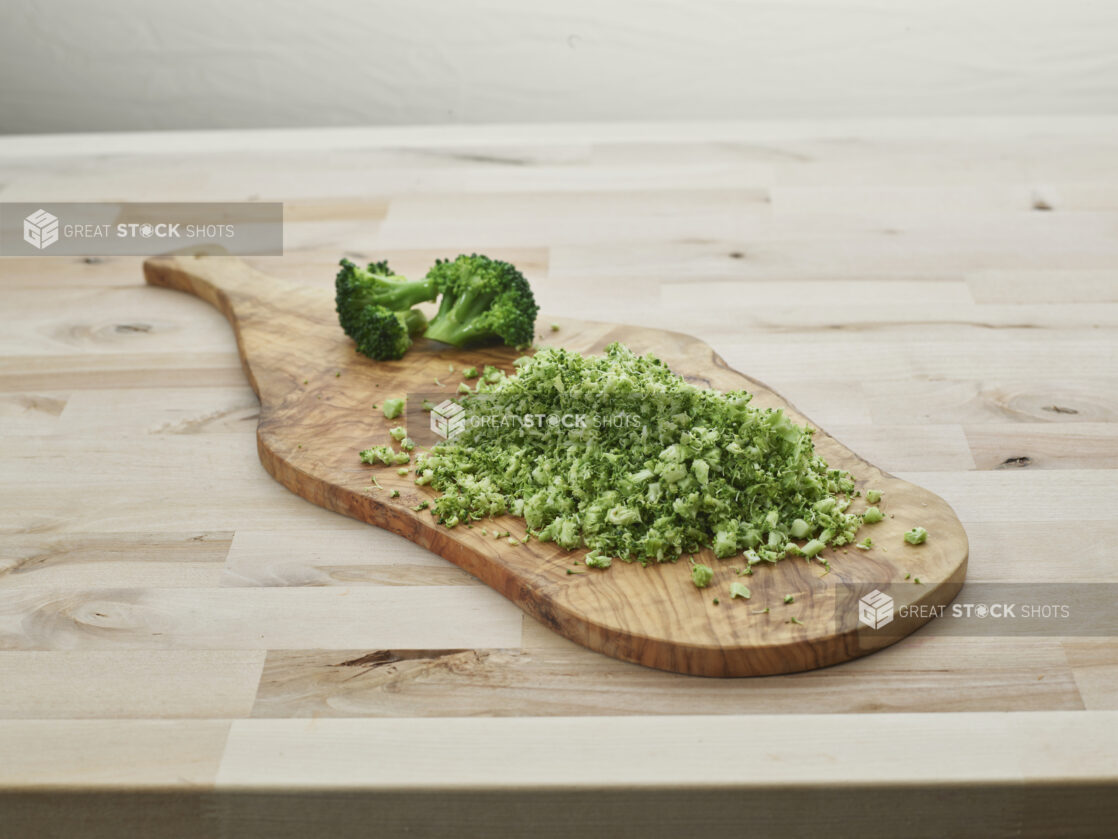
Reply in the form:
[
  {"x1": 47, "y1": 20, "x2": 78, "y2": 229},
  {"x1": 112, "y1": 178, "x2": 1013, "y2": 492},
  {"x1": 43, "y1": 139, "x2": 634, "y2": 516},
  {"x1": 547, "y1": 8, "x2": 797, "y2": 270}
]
[
  {"x1": 462, "y1": 366, "x2": 479, "y2": 379},
  {"x1": 585, "y1": 550, "x2": 612, "y2": 569},
  {"x1": 690, "y1": 560, "x2": 714, "y2": 589},
  {"x1": 422, "y1": 399, "x2": 435, "y2": 412},
  {"x1": 904, "y1": 527, "x2": 928, "y2": 545},
  {"x1": 856, "y1": 537, "x2": 873, "y2": 550},
  {"x1": 382, "y1": 398, "x2": 405, "y2": 419},
  {"x1": 389, "y1": 426, "x2": 407, "y2": 441},
  {"x1": 865, "y1": 489, "x2": 883, "y2": 504},
  {"x1": 396, "y1": 467, "x2": 409, "y2": 476},
  {"x1": 914, "y1": 577, "x2": 922, "y2": 584},
  {"x1": 729, "y1": 582, "x2": 751, "y2": 600},
  {"x1": 784, "y1": 594, "x2": 794, "y2": 604},
  {"x1": 412, "y1": 501, "x2": 429, "y2": 511},
  {"x1": 863, "y1": 506, "x2": 884, "y2": 524},
  {"x1": 550, "y1": 323, "x2": 560, "y2": 332}
]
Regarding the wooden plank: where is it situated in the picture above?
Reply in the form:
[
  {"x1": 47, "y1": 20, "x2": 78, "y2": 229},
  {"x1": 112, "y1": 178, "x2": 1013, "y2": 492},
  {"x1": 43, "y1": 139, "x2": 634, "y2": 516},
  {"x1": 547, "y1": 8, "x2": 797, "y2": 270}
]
[
  {"x1": 968, "y1": 270, "x2": 1118, "y2": 304},
  {"x1": 222, "y1": 529, "x2": 481, "y2": 587},
  {"x1": 1064, "y1": 640, "x2": 1118, "y2": 710},
  {"x1": 893, "y1": 470, "x2": 1118, "y2": 523},
  {"x1": 1, "y1": 532, "x2": 231, "y2": 588},
  {"x1": 56, "y1": 387, "x2": 259, "y2": 436},
  {"x1": 0, "y1": 650, "x2": 264, "y2": 718},
  {"x1": 216, "y1": 712, "x2": 1118, "y2": 788},
  {"x1": 0, "y1": 586, "x2": 523, "y2": 651},
  {"x1": 0, "y1": 720, "x2": 230, "y2": 787},
  {"x1": 964, "y1": 423, "x2": 1118, "y2": 470},
  {"x1": 250, "y1": 638, "x2": 1081, "y2": 718}
]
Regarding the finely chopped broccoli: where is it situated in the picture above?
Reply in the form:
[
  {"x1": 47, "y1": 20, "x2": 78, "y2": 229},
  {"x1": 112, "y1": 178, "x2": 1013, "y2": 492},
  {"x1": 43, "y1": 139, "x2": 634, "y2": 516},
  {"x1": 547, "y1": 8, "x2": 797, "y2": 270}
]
[{"x1": 410, "y1": 342, "x2": 862, "y2": 565}]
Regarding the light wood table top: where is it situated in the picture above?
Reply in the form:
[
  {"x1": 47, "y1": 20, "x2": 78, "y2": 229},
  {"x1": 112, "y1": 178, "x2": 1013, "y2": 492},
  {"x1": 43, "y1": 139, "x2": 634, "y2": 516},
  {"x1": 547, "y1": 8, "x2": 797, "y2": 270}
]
[{"x1": 1, "y1": 117, "x2": 1116, "y2": 838}]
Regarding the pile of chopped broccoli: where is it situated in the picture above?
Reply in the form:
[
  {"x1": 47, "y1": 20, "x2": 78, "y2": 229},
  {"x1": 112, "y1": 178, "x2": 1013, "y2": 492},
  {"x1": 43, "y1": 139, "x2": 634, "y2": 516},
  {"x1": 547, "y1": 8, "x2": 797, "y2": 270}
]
[
  {"x1": 412, "y1": 342, "x2": 863, "y2": 566},
  {"x1": 335, "y1": 259, "x2": 435, "y2": 360}
]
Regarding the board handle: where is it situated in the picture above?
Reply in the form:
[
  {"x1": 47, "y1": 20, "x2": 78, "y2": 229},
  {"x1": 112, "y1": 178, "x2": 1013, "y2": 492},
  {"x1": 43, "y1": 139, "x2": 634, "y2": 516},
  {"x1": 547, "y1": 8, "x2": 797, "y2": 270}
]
[{"x1": 143, "y1": 255, "x2": 285, "y2": 317}]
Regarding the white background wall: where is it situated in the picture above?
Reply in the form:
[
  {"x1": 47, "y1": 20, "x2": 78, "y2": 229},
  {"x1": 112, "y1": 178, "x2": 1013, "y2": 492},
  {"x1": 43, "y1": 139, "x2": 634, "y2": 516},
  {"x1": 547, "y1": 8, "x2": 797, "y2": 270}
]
[{"x1": 2, "y1": 0, "x2": 1117, "y2": 134}]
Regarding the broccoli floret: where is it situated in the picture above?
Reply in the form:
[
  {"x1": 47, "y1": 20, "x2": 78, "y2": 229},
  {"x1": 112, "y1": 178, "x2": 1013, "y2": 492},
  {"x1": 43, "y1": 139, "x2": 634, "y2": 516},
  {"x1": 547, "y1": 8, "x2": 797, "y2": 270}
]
[
  {"x1": 423, "y1": 254, "x2": 539, "y2": 349},
  {"x1": 335, "y1": 259, "x2": 436, "y2": 360}
]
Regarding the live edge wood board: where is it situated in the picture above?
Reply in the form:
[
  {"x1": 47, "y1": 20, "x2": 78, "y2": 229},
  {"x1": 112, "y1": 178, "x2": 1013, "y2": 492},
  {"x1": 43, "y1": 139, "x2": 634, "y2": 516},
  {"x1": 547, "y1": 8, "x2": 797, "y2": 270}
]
[{"x1": 143, "y1": 255, "x2": 968, "y2": 677}]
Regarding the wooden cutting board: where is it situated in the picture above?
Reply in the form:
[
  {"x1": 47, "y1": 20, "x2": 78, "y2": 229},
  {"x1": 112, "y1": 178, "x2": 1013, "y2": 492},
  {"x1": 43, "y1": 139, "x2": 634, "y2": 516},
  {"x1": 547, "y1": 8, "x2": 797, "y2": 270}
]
[{"x1": 143, "y1": 256, "x2": 968, "y2": 677}]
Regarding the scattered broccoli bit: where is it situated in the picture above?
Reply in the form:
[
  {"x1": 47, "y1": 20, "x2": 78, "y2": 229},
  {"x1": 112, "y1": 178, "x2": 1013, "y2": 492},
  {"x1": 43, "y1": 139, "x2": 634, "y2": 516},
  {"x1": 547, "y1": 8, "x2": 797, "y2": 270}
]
[
  {"x1": 865, "y1": 489, "x2": 883, "y2": 504},
  {"x1": 550, "y1": 323, "x2": 560, "y2": 332},
  {"x1": 913, "y1": 577, "x2": 922, "y2": 584},
  {"x1": 788, "y1": 616, "x2": 804, "y2": 626},
  {"x1": 690, "y1": 561, "x2": 714, "y2": 589},
  {"x1": 729, "y1": 582, "x2": 751, "y2": 600},
  {"x1": 863, "y1": 506, "x2": 884, "y2": 524},
  {"x1": 904, "y1": 572, "x2": 911, "y2": 580},
  {"x1": 784, "y1": 594, "x2": 794, "y2": 604},
  {"x1": 585, "y1": 550, "x2": 612, "y2": 569},
  {"x1": 382, "y1": 398, "x2": 405, "y2": 419},
  {"x1": 458, "y1": 382, "x2": 472, "y2": 395},
  {"x1": 400, "y1": 437, "x2": 416, "y2": 451},
  {"x1": 396, "y1": 467, "x2": 409, "y2": 476},
  {"x1": 904, "y1": 527, "x2": 928, "y2": 545},
  {"x1": 359, "y1": 445, "x2": 410, "y2": 466},
  {"x1": 856, "y1": 537, "x2": 874, "y2": 550},
  {"x1": 390, "y1": 489, "x2": 400, "y2": 498},
  {"x1": 335, "y1": 259, "x2": 435, "y2": 360},
  {"x1": 412, "y1": 501, "x2": 429, "y2": 511},
  {"x1": 462, "y1": 366, "x2": 479, "y2": 379},
  {"x1": 801, "y1": 539, "x2": 825, "y2": 559},
  {"x1": 389, "y1": 426, "x2": 407, "y2": 441},
  {"x1": 413, "y1": 343, "x2": 862, "y2": 564},
  {"x1": 423, "y1": 254, "x2": 539, "y2": 349},
  {"x1": 422, "y1": 399, "x2": 435, "y2": 412}
]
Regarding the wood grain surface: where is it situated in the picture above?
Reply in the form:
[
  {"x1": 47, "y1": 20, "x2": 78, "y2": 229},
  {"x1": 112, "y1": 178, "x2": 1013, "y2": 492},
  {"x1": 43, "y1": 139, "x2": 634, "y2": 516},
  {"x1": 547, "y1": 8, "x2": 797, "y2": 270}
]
[
  {"x1": 142, "y1": 254, "x2": 968, "y2": 676},
  {"x1": 2, "y1": 117, "x2": 1117, "y2": 837}
]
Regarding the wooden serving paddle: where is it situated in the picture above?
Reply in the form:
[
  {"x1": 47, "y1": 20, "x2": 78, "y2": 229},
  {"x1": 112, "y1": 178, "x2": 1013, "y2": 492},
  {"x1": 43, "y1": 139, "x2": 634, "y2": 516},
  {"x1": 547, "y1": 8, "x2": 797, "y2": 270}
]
[{"x1": 144, "y1": 255, "x2": 967, "y2": 676}]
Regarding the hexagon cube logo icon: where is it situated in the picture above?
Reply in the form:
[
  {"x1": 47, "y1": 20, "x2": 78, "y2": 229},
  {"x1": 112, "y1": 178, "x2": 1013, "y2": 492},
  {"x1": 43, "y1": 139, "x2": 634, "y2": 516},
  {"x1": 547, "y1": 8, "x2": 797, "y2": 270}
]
[
  {"x1": 858, "y1": 589, "x2": 894, "y2": 629},
  {"x1": 23, "y1": 209, "x2": 59, "y2": 250},
  {"x1": 430, "y1": 399, "x2": 466, "y2": 440}
]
